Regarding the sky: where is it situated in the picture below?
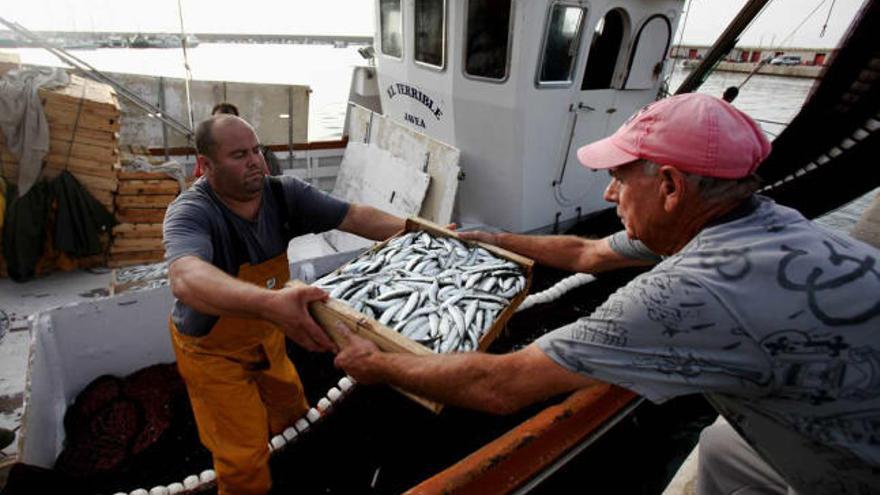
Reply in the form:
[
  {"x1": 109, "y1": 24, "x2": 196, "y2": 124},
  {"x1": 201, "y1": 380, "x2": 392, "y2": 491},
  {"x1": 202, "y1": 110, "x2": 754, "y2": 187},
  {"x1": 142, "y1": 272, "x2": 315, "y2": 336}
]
[{"x1": 1, "y1": 0, "x2": 866, "y2": 48}]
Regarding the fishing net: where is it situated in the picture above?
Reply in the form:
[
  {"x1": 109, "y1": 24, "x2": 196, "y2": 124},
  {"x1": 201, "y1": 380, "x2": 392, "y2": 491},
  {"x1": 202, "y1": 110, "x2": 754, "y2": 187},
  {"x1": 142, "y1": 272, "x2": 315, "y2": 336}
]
[{"x1": 52, "y1": 363, "x2": 210, "y2": 493}]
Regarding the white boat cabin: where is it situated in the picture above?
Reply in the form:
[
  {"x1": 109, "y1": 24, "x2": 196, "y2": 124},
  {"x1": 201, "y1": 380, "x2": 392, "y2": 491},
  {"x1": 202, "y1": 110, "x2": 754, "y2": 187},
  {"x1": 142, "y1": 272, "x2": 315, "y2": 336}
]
[{"x1": 372, "y1": 0, "x2": 684, "y2": 233}]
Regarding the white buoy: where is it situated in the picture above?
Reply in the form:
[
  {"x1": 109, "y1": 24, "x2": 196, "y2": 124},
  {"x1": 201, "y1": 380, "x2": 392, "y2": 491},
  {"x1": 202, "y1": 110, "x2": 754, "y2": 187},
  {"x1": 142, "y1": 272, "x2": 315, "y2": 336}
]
[
  {"x1": 295, "y1": 418, "x2": 310, "y2": 433},
  {"x1": 149, "y1": 486, "x2": 169, "y2": 495},
  {"x1": 130, "y1": 489, "x2": 149, "y2": 495},
  {"x1": 282, "y1": 426, "x2": 298, "y2": 441},
  {"x1": 338, "y1": 376, "x2": 355, "y2": 391},
  {"x1": 167, "y1": 483, "x2": 185, "y2": 495},
  {"x1": 200, "y1": 469, "x2": 217, "y2": 483},
  {"x1": 271, "y1": 434, "x2": 286, "y2": 450},
  {"x1": 327, "y1": 387, "x2": 343, "y2": 402},
  {"x1": 183, "y1": 475, "x2": 200, "y2": 490},
  {"x1": 306, "y1": 407, "x2": 322, "y2": 423},
  {"x1": 317, "y1": 397, "x2": 332, "y2": 412}
]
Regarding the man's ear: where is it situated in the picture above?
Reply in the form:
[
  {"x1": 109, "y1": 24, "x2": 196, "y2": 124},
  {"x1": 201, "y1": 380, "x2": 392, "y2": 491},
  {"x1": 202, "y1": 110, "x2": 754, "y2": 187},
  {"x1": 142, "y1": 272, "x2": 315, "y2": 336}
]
[
  {"x1": 196, "y1": 154, "x2": 212, "y2": 174},
  {"x1": 658, "y1": 166, "x2": 687, "y2": 212}
]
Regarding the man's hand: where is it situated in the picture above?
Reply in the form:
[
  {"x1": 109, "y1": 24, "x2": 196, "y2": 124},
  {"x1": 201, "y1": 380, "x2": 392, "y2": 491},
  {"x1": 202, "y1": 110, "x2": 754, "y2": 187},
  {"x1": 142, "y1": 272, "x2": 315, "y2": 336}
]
[
  {"x1": 458, "y1": 230, "x2": 499, "y2": 246},
  {"x1": 263, "y1": 285, "x2": 337, "y2": 353},
  {"x1": 333, "y1": 323, "x2": 384, "y2": 384}
]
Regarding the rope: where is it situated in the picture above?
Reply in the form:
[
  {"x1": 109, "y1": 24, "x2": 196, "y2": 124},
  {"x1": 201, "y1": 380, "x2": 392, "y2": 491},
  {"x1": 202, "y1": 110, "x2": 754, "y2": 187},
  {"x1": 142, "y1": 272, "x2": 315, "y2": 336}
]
[
  {"x1": 515, "y1": 273, "x2": 597, "y2": 313},
  {"x1": 820, "y1": 0, "x2": 837, "y2": 37},
  {"x1": 62, "y1": 78, "x2": 88, "y2": 172},
  {"x1": 663, "y1": 0, "x2": 695, "y2": 96},
  {"x1": 177, "y1": 0, "x2": 196, "y2": 137}
]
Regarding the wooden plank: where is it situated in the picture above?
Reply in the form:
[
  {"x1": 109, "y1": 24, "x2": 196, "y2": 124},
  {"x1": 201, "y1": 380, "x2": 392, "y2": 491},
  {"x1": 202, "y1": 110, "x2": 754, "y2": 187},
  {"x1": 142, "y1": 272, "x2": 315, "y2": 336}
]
[
  {"x1": 46, "y1": 110, "x2": 120, "y2": 133},
  {"x1": 0, "y1": 150, "x2": 118, "y2": 176},
  {"x1": 43, "y1": 99, "x2": 119, "y2": 118},
  {"x1": 117, "y1": 179, "x2": 179, "y2": 195},
  {"x1": 47, "y1": 139, "x2": 117, "y2": 162},
  {"x1": 108, "y1": 250, "x2": 166, "y2": 268},
  {"x1": 116, "y1": 195, "x2": 177, "y2": 209},
  {"x1": 110, "y1": 238, "x2": 164, "y2": 253},
  {"x1": 48, "y1": 124, "x2": 118, "y2": 144},
  {"x1": 39, "y1": 167, "x2": 118, "y2": 192},
  {"x1": 116, "y1": 208, "x2": 167, "y2": 223},
  {"x1": 42, "y1": 74, "x2": 118, "y2": 108},
  {"x1": 117, "y1": 170, "x2": 179, "y2": 181},
  {"x1": 113, "y1": 223, "x2": 163, "y2": 238}
]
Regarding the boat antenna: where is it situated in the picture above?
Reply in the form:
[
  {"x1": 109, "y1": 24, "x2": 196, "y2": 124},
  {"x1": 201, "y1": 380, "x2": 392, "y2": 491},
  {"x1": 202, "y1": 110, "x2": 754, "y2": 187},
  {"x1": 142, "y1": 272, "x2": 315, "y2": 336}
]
[
  {"x1": 820, "y1": 0, "x2": 837, "y2": 37},
  {"x1": 177, "y1": 0, "x2": 196, "y2": 138}
]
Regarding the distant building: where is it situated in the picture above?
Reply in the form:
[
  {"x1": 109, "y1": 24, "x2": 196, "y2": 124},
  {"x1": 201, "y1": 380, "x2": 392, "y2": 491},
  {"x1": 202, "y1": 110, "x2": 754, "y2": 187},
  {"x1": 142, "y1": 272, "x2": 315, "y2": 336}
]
[{"x1": 670, "y1": 44, "x2": 836, "y2": 66}]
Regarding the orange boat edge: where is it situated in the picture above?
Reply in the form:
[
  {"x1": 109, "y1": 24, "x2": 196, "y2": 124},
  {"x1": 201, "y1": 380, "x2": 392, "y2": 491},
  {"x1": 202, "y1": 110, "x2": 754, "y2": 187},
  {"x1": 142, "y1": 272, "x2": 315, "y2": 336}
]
[{"x1": 405, "y1": 385, "x2": 639, "y2": 495}]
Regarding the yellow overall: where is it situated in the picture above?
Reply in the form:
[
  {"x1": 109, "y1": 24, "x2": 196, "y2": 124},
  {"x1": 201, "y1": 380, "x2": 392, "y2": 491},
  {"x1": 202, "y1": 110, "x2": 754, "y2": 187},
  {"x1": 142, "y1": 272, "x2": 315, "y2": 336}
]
[{"x1": 169, "y1": 253, "x2": 309, "y2": 495}]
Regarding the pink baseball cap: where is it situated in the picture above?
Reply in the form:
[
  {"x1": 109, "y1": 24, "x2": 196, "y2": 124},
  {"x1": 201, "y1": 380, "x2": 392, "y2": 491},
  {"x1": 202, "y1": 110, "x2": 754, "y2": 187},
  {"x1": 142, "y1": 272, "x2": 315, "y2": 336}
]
[{"x1": 577, "y1": 93, "x2": 771, "y2": 179}]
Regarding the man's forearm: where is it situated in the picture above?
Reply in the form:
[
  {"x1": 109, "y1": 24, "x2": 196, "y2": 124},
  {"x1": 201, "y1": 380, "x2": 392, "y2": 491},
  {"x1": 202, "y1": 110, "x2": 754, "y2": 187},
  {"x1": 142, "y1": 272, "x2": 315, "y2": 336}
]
[
  {"x1": 494, "y1": 233, "x2": 592, "y2": 272},
  {"x1": 493, "y1": 233, "x2": 651, "y2": 273},
  {"x1": 339, "y1": 204, "x2": 405, "y2": 241},
  {"x1": 365, "y1": 351, "x2": 521, "y2": 413},
  {"x1": 169, "y1": 256, "x2": 275, "y2": 319}
]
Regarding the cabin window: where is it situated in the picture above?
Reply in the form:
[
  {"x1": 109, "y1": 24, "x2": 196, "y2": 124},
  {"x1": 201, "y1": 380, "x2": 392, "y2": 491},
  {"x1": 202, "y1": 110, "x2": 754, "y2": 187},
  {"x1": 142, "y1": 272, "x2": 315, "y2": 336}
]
[
  {"x1": 537, "y1": 4, "x2": 587, "y2": 86},
  {"x1": 624, "y1": 15, "x2": 671, "y2": 89},
  {"x1": 380, "y1": 0, "x2": 403, "y2": 58},
  {"x1": 464, "y1": 0, "x2": 513, "y2": 81},
  {"x1": 415, "y1": 0, "x2": 446, "y2": 68},
  {"x1": 582, "y1": 9, "x2": 627, "y2": 90}
]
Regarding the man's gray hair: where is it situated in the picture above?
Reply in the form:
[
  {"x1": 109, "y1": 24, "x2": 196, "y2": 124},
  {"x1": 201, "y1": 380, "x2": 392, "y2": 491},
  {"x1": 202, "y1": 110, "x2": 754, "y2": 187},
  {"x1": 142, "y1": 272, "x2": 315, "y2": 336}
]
[{"x1": 641, "y1": 160, "x2": 761, "y2": 204}]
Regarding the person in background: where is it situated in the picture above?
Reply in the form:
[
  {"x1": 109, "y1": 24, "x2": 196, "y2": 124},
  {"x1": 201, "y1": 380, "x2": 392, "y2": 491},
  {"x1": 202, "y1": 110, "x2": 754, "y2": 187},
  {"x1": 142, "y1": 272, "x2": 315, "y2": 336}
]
[
  {"x1": 334, "y1": 93, "x2": 880, "y2": 495},
  {"x1": 722, "y1": 86, "x2": 739, "y2": 103},
  {"x1": 164, "y1": 114, "x2": 404, "y2": 494},
  {"x1": 191, "y1": 102, "x2": 283, "y2": 177}
]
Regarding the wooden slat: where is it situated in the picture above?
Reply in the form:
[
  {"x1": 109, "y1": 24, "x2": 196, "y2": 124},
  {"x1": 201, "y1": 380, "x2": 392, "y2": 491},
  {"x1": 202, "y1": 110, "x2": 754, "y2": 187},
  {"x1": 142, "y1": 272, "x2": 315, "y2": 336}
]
[
  {"x1": 42, "y1": 74, "x2": 118, "y2": 108},
  {"x1": 46, "y1": 110, "x2": 119, "y2": 133},
  {"x1": 117, "y1": 179, "x2": 179, "y2": 195},
  {"x1": 116, "y1": 170, "x2": 179, "y2": 181},
  {"x1": 108, "y1": 250, "x2": 165, "y2": 268},
  {"x1": 113, "y1": 223, "x2": 163, "y2": 238},
  {"x1": 43, "y1": 99, "x2": 119, "y2": 119},
  {"x1": 116, "y1": 208, "x2": 167, "y2": 223},
  {"x1": 48, "y1": 124, "x2": 118, "y2": 144},
  {"x1": 110, "y1": 237, "x2": 164, "y2": 253},
  {"x1": 46, "y1": 139, "x2": 117, "y2": 162},
  {"x1": 116, "y1": 195, "x2": 177, "y2": 209}
]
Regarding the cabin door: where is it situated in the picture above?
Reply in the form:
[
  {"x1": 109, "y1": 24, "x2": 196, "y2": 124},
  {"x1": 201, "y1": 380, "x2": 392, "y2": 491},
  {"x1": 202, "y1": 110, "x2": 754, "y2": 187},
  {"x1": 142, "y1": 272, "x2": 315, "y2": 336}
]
[{"x1": 554, "y1": 9, "x2": 629, "y2": 209}]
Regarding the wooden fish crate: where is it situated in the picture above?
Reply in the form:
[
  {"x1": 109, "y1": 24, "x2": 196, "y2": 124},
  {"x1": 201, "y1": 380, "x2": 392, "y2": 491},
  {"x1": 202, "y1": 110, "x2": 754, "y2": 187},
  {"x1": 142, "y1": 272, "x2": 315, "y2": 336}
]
[{"x1": 293, "y1": 217, "x2": 534, "y2": 413}]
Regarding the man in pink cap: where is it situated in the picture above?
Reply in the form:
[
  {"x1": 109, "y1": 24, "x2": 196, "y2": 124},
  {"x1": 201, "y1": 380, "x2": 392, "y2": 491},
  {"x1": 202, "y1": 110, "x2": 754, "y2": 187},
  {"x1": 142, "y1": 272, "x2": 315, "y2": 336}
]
[{"x1": 334, "y1": 93, "x2": 880, "y2": 494}]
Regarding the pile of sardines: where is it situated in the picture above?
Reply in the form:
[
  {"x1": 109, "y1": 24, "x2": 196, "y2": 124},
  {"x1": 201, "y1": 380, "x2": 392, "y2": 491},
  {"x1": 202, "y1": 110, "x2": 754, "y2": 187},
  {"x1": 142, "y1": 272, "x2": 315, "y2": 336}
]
[{"x1": 314, "y1": 230, "x2": 527, "y2": 353}]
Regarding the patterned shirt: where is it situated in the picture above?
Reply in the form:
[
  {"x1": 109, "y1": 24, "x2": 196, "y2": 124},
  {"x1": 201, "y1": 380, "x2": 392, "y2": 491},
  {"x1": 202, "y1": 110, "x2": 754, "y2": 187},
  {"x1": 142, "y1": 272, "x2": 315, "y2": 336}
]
[{"x1": 538, "y1": 196, "x2": 880, "y2": 494}]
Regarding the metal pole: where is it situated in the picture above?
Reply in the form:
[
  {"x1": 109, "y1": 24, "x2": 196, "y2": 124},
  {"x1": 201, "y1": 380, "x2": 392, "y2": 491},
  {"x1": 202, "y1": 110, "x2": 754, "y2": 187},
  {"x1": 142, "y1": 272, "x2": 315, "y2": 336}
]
[{"x1": 159, "y1": 77, "x2": 169, "y2": 161}]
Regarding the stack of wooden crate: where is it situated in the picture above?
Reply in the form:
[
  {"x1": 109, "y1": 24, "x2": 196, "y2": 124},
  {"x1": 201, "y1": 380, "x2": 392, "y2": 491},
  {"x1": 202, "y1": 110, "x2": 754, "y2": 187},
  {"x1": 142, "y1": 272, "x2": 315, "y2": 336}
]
[
  {"x1": 0, "y1": 74, "x2": 120, "y2": 212},
  {"x1": 110, "y1": 157, "x2": 181, "y2": 267},
  {"x1": 0, "y1": 73, "x2": 119, "y2": 276}
]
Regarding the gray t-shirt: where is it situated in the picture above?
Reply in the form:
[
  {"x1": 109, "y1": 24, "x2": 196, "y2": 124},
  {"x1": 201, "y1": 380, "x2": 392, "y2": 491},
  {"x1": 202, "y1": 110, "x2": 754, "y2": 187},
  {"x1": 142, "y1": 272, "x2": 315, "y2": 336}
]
[
  {"x1": 537, "y1": 196, "x2": 880, "y2": 494},
  {"x1": 608, "y1": 230, "x2": 661, "y2": 262},
  {"x1": 163, "y1": 176, "x2": 349, "y2": 336}
]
